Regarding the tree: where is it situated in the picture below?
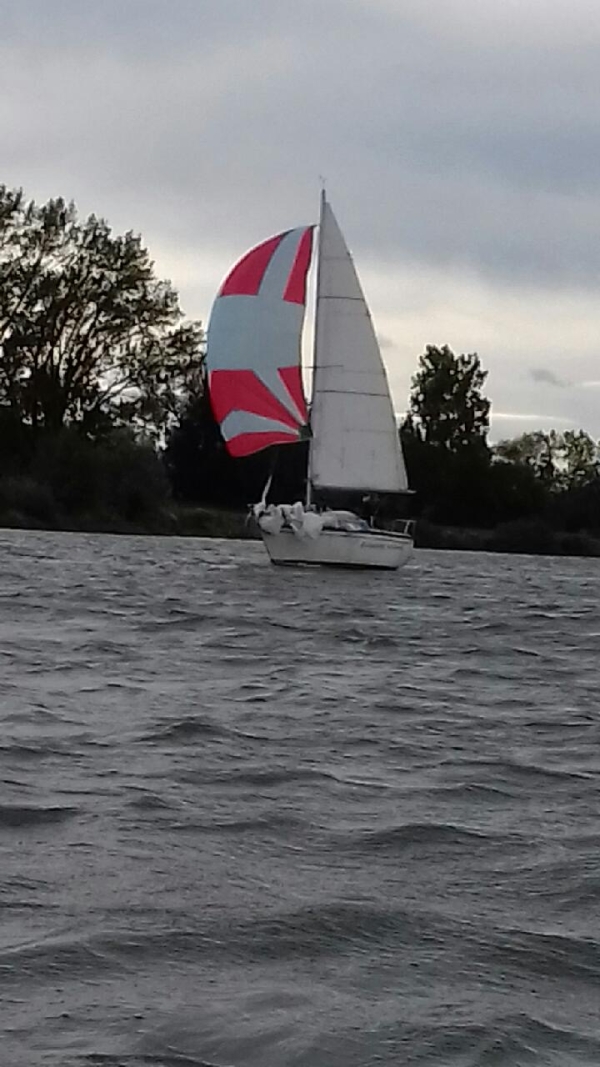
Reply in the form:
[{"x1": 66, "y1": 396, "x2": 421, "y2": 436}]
[
  {"x1": 399, "y1": 345, "x2": 492, "y2": 525},
  {"x1": 494, "y1": 429, "x2": 600, "y2": 535},
  {"x1": 560, "y1": 430, "x2": 600, "y2": 489},
  {"x1": 164, "y1": 376, "x2": 308, "y2": 508},
  {"x1": 494, "y1": 430, "x2": 560, "y2": 484},
  {"x1": 494, "y1": 430, "x2": 599, "y2": 490},
  {"x1": 553, "y1": 476, "x2": 600, "y2": 533},
  {"x1": 0, "y1": 186, "x2": 204, "y2": 437},
  {"x1": 404, "y1": 344, "x2": 490, "y2": 451}
]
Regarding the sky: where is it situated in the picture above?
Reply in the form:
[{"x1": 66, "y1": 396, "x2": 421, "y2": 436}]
[{"x1": 2, "y1": 0, "x2": 600, "y2": 441}]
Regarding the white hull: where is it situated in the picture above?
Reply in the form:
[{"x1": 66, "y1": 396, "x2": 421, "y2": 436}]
[{"x1": 260, "y1": 527, "x2": 413, "y2": 570}]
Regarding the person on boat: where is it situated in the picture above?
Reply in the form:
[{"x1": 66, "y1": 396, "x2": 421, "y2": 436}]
[{"x1": 361, "y1": 493, "x2": 380, "y2": 528}]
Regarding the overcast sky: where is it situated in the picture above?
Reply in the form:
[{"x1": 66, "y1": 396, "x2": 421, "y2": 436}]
[{"x1": 3, "y1": 0, "x2": 600, "y2": 440}]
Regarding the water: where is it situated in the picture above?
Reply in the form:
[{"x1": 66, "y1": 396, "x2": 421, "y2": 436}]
[{"x1": 1, "y1": 530, "x2": 599, "y2": 1067}]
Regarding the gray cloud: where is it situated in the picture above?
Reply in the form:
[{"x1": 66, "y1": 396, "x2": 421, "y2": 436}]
[
  {"x1": 2, "y1": 0, "x2": 600, "y2": 435},
  {"x1": 3, "y1": 0, "x2": 600, "y2": 288},
  {"x1": 529, "y1": 368, "x2": 571, "y2": 388},
  {"x1": 377, "y1": 335, "x2": 396, "y2": 351}
]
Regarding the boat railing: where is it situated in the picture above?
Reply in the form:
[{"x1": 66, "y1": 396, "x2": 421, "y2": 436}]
[{"x1": 388, "y1": 518, "x2": 415, "y2": 537}]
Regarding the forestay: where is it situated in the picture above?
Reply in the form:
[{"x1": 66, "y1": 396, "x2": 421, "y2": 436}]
[{"x1": 309, "y1": 197, "x2": 408, "y2": 493}]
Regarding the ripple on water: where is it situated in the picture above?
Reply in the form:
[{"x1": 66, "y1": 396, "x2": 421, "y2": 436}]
[{"x1": 1, "y1": 533, "x2": 599, "y2": 1066}]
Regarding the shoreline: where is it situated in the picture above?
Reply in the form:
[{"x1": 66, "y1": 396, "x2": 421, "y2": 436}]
[{"x1": 1, "y1": 506, "x2": 599, "y2": 558}]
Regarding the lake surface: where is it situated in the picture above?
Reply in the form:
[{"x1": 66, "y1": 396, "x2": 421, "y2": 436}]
[{"x1": 1, "y1": 530, "x2": 599, "y2": 1067}]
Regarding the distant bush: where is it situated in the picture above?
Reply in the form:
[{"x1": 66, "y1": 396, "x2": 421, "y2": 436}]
[
  {"x1": 0, "y1": 476, "x2": 57, "y2": 526},
  {"x1": 414, "y1": 520, "x2": 492, "y2": 551},
  {"x1": 0, "y1": 428, "x2": 170, "y2": 532},
  {"x1": 174, "y1": 505, "x2": 256, "y2": 539},
  {"x1": 30, "y1": 430, "x2": 104, "y2": 515},
  {"x1": 557, "y1": 531, "x2": 600, "y2": 557},
  {"x1": 491, "y1": 519, "x2": 557, "y2": 555},
  {"x1": 98, "y1": 432, "x2": 171, "y2": 524}
]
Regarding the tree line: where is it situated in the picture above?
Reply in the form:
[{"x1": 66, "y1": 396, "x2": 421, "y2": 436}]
[
  {"x1": 0, "y1": 185, "x2": 202, "y2": 529},
  {"x1": 398, "y1": 346, "x2": 600, "y2": 553},
  {"x1": 166, "y1": 343, "x2": 600, "y2": 553},
  {"x1": 1, "y1": 185, "x2": 599, "y2": 553}
]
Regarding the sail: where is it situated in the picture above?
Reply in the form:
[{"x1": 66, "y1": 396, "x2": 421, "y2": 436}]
[
  {"x1": 206, "y1": 226, "x2": 314, "y2": 457},
  {"x1": 309, "y1": 197, "x2": 408, "y2": 493}
]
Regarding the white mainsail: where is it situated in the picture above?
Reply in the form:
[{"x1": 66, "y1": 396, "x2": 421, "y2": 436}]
[{"x1": 308, "y1": 195, "x2": 408, "y2": 495}]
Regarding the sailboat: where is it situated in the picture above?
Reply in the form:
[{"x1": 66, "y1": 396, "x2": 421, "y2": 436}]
[{"x1": 206, "y1": 192, "x2": 414, "y2": 570}]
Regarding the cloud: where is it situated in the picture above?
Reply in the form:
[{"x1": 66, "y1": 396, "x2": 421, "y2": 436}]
[
  {"x1": 492, "y1": 412, "x2": 574, "y2": 423},
  {"x1": 2, "y1": 0, "x2": 600, "y2": 437},
  {"x1": 4, "y1": 0, "x2": 600, "y2": 288},
  {"x1": 490, "y1": 410, "x2": 575, "y2": 443},
  {"x1": 529, "y1": 369, "x2": 600, "y2": 390},
  {"x1": 377, "y1": 334, "x2": 395, "y2": 351},
  {"x1": 529, "y1": 368, "x2": 571, "y2": 388}
]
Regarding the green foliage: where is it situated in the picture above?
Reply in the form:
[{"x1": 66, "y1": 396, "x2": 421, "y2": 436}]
[
  {"x1": 1, "y1": 178, "x2": 598, "y2": 556},
  {"x1": 486, "y1": 456, "x2": 547, "y2": 522},
  {"x1": 0, "y1": 426, "x2": 170, "y2": 530},
  {"x1": 0, "y1": 403, "x2": 32, "y2": 473},
  {"x1": 494, "y1": 430, "x2": 560, "y2": 483},
  {"x1": 164, "y1": 377, "x2": 308, "y2": 508},
  {"x1": 550, "y1": 476, "x2": 600, "y2": 534},
  {"x1": 401, "y1": 347, "x2": 600, "y2": 547},
  {"x1": 0, "y1": 184, "x2": 204, "y2": 437},
  {"x1": 0, "y1": 475, "x2": 57, "y2": 526},
  {"x1": 34, "y1": 428, "x2": 170, "y2": 524},
  {"x1": 100, "y1": 432, "x2": 171, "y2": 523},
  {"x1": 494, "y1": 429, "x2": 600, "y2": 490},
  {"x1": 558, "y1": 430, "x2": 599, "y2": 488},
  {"x1": 400, "y1": 345, "x2": 492, "y2": 525},
  {"x1": 405, "y1": 344, "x2": 490, "y2": 451},
  {"x1": 492, "y1": 518, "x2": 556, "y2": 555}
]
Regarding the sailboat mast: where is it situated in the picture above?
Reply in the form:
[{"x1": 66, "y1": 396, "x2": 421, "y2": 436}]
[{"x1": 306, "y1": 188, "x2": 326, "y2": 508}]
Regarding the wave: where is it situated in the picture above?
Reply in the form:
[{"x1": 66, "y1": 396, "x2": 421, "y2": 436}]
[
  {"x1": 179, "y1": 765, "x2": 338, "y2": 789},
  {"x1": 0, "y1": 803, "x2": 79, "y2": 828},
  {"x1": 1, "y1": 705, "x2": 62, "y2": 722},
  {"x1": 141, "y1": 717, "x2": 227, "y2": 742},
  {"x1": 364, "y1": 634, "x2": 398, "y2": 649},
  {"x1": 427, "y1": 781, "x2": 517, "y2": 801},
  {"x1": 486, "y1": 925, "x2": 600, "y2": 983},
  {"x1": 2, "y1": 892, "x2": 600, "y2": 995},
  {"x1": 126, "y1": 791, "x2": 176, "y2": 812},
  {"x1": 438, "y1": 756, "x2": 595, "y2": 784},
  {"x1": 84, "y1": 1054, "x2": 217, "y2": 1066},
  {"x1": 153, "y1": 813, "x2": 305, "y2": 835},
  {"x1": 0, "y1": 741, "x2": 68, "y2": 759},
  {"x1": 178, "y1": 764, "x2": 394, "y2": 793},
  {"x1": 138, "y1": 612, "x2": 214, "y2": 634},
  {"x1": 0, "y1": 903, "x2": 415, "y2": 977},
  {"x1": 3, "y1": 535, "x2": 600, "y2": 1064},
  {"x1": 0, "y1": 735, "x2": 114, "y2": 760},
  {"x1": 392, "y1": 1013, "x2": 600, "y2": 1065},
  {"x1": 339, "y1": 821, "x2": 522, "y2": 853}
]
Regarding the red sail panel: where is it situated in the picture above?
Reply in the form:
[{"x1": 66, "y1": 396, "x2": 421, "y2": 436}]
[
  {"x1": 283, "y1": 227, "x2": 314, "y2": 304},
  {"x1": 219, "y1": 233, "x2": 287, "y2": 297},
  {"x1": 228, "y1": 430, "x2": 301, "y2": 458},
  {"x1": 209, "y1": 369, "x2": 301, "y2": 431}
]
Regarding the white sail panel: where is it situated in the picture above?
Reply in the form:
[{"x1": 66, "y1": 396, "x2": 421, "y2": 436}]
[{"x1": 309, "y1": 198, "x2": 408, "y2": 494}]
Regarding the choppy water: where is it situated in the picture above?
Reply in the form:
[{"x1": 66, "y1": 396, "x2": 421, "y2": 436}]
[{"x1": 1, "y1": 530, "x2": 599, "y2": 1067}]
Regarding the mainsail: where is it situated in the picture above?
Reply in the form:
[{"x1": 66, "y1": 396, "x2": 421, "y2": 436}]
[
  {"x1": 206, "y1": 226, "x2": 313, "y2": 457},
  {"x1": 308, "y1": 196, "x2": 408, "y2": 494}
]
